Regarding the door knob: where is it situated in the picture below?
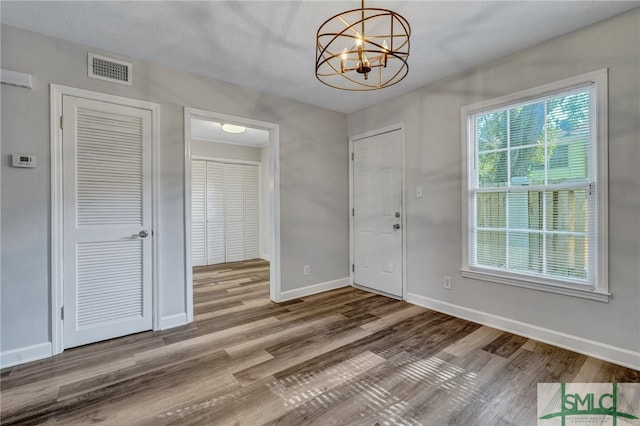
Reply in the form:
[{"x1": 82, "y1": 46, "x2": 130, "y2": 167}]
[
  {"x1": 138, "y1": 230, "x2": 149, "y2": 238},
  {"x1": 393, "y1": 224, "x2": 401, "y2": 230}
]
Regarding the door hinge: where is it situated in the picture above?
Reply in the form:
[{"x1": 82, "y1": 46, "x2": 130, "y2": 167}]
[
  {"x1": 61, "y1": 306, "x2": 64, "y2": 320},
  {"x1": 59, "y1": 116, "x2": 64, "y2": 129},
  {"x1": 352, "y1": 264, "x2": 355, "y2": 273},
  {"x1": 351, "y1": 152, "x2": 354, "y2": 161},
  {"x1": 352, "y1": 208, "x2": 354, "y2": 216}
]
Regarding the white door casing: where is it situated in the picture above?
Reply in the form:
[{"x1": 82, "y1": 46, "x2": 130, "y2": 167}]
[
  {"x1": 352, "y1": 128, "x2": 403, "y2": 297},
  {"x1": 183, "y1": 107, "x2": 281, "y2": 310},
  {"x1": 62, "y1": 95, "x2": 153, "y2": 349}
]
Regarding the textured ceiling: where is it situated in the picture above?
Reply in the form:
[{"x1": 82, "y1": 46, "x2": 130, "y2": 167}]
[{"x1": 1, "y1": 1, "x2": 638, "y2": 114}]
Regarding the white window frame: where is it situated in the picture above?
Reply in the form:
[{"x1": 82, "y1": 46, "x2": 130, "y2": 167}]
[{"x1": 460, "y1": 69, "x2": 609, "y2": 302}]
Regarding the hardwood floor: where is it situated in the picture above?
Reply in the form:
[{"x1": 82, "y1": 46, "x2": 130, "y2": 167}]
[{"x1": 1, "y1": 259, "x2": 638, "y2": 425}]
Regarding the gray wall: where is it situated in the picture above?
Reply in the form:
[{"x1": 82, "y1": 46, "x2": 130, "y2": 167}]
[
  {"x1": 1, "y1": 24, "x2": 349, "y2": 354},
  {"x1": 348, "y1": 9, "x2": 640, "y2": 353}
]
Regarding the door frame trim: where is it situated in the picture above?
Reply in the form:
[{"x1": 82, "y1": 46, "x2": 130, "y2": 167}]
[
  {"x1": 184, "y1": 108, "x2": 281, "y2": 320},
  {"x1": 349, "y1": 124, "x2": 407, "y2": 299},
  {"x1": 50, "y1": 84, "x2": 160, "y2": 355}
]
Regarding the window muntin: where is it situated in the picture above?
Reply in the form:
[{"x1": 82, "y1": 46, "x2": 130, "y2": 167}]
[{"x1": 468, "y1": 85, "x2": 596, "y2": 288}]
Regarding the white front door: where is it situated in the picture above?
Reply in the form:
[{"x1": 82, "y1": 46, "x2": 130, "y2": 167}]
[
  {"x1": 62, "y1": 95, "x2": 153, "y2": 349},
  {"x1": 353, "y1": 129, "x2": 403, "y2": 297}
]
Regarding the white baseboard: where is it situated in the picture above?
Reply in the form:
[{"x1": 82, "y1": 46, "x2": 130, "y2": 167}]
[
  {"x1": 405, "y1": 292, "x2": 640, "y2": 371},
  {"x1": 2, "y1": 315, "x2": 188, "y2": 368},
  {"x1": 278, "y1": 277, "x2": 350, "y2": 302},
  {"x1": 1, "y1": 342, "x2": 52, "y2": 369},
  {"x1": 159, "y1": 313, "x2": 188, "y2": 330}
]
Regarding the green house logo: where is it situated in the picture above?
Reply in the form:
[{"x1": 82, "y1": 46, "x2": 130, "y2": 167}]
[{"x1": 538, "y1": 383, "x2": 640, "y2": 425}]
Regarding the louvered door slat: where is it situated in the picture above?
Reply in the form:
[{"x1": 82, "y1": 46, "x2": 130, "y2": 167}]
[
  {"x1": 207, "y1": 162, "x2": 225, "y2": 265},
  {"x1": 224, "y1": 164, "x2": 245, "y2": 262},
  {"x1": 76, "y1": 241, "x2": 143, "y2": 328},
  {"x1": 243, "y1": 165, "x2": 260, "y2": 260},
  {"x1": 76, "y1": 109, "x2": 143, "y2": 227},
  {"x1": 191, "y1": 160, "x2": 207, "y2": 266}
]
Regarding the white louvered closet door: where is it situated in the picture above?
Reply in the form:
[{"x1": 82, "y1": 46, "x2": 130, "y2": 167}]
[
  {"x1": 224, "y1": 163, "x2": 245, "y2": 262},
  {"x1": 206, "y1": 162, "x2": 225, "y2": 264},
  {"x1": 191, "y1": 160, "x2": 207, "y2": 266},
  {"x1": 62, "y1": 95, "x2": 152, "y2": 349},
  {"x1": 192, "y1": 160, "x2": 260, "y2": 265},
  {"x1": 243, "y1": 165, "x2": 260, "y2": 259}
]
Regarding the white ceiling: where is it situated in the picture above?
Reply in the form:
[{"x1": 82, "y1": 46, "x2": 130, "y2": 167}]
[{"x1": 1, "y1": 1, "x2": 638, "y2": 114}]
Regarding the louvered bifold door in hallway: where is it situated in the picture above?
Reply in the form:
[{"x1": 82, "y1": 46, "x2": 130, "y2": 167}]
[
  {"x1": 224, "y1": 163, "x2": 245, "y2": 262},
  {"x1": 243, "y1": 165, "x2": 260, "y2": 259},
  {"x1": 206, "y1": 161, "x2": 225, "y2": 264},
  {"x1": 191, "y1": 160, "x2": 260, "y2": 265},
  {"x1": 191, "y1": 160, "x2": 207, "y2": 266},
  {"x1": 62, "y1": 95, "x2": 152, "y2": 349},
  {"x1": 192, "y1": 160, "x2": 225, "y2": 266}
]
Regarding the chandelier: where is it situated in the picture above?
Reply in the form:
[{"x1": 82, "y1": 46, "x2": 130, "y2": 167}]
[{"x1": 315, "y1": 0, "x2": 411, "y2": 91}]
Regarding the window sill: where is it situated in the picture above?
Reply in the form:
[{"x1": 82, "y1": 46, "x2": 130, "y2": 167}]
[{"x1": 460, "y1": 268, "x2": 610, "y2": 303}]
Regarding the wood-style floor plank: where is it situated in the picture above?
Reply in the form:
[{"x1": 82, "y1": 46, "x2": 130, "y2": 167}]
[{"x1": 1, "y1": 259, "x2": 638, "y2": 425}]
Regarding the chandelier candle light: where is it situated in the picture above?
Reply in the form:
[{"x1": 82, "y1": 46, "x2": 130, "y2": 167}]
[{"x1": 315, "y1": 0, "x2": 411, "y2": 91}]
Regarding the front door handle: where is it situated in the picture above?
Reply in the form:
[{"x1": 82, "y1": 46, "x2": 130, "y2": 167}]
[{"x1": 393, "y1": 224, "x2": 401, "y2": 230}]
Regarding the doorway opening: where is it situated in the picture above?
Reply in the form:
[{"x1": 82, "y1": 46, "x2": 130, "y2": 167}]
[{"x1": 184, "y1": 108, "x2": 281, "y2": 322}]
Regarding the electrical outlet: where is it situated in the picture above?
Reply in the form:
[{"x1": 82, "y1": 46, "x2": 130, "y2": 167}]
[
  {"x1": 443, "y1": 276, "x2": 452, "y2": 290},
  {"x1": 304, "y1": 265, "x2": 310, "y2": 276}
]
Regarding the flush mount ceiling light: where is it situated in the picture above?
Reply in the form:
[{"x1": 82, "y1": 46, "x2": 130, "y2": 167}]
[
  {"x1": 315, "y1": 0, "x2": 410, "y2": 91},
  {"x1": 221, "y1": 123, "x2": 246, "y2": 134}
]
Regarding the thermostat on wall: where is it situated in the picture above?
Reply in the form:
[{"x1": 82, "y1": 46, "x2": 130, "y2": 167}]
[{"x1": 12, "y1": 154, "x2": 36, "y2": 168}]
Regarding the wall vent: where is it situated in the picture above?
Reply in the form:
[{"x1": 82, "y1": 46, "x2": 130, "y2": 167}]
[{"x1": 88, "y1": 53, "x2": 132, "y2": 85}]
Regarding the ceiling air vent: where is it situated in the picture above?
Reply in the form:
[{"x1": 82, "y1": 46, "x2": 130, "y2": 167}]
[{"x1": 88, "y1": 53, "x2": 132, "y2": 85}]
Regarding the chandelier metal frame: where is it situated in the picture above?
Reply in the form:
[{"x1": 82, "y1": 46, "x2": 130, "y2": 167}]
[{"x1": 315, "y1": 0, "x2": 411, "y2": 91}]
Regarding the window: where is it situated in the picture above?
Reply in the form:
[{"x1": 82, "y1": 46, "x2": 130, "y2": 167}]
[{"x1": 461, "y1": 70, "x2": 608, "y2": 301}]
